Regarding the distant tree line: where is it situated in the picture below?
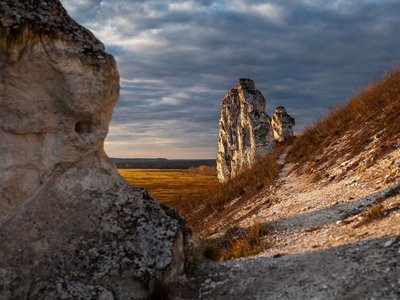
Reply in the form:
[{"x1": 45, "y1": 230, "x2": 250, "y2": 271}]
[{"x1": 112, "y1": 158, "x2": 216, "y2": 169}]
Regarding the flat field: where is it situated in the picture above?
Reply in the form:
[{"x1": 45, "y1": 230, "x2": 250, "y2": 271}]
[{"x1": 118, "y1": 169, "x2": 218, "y2": 204}]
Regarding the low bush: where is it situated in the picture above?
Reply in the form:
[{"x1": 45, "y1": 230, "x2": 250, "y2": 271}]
[{"x1": 204, "y1": 221, "x2": 270, "y2": 261}]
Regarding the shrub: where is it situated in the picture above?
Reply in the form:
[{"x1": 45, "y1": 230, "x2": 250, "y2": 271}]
[{"x1": 204, "y1": 221, "x2": 270, "y2": 261}]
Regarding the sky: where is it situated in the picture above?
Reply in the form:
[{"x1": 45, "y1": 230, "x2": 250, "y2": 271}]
[{"x1": 60, "y1": 0, "x2": 400, "y2": 159}]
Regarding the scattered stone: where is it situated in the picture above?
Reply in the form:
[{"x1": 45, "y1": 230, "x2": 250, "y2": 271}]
[{"x1": 383, "y1": 238, "x2": 398, "y2": 248}]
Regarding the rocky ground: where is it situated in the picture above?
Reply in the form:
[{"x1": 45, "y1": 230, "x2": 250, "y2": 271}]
[{"x1": 173, "y1": 144, "x2": 400, "y2": 299}]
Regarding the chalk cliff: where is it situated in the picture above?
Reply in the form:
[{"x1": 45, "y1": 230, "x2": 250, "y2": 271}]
[
  {"x1": 216, "y1": 79, "x2": 275, "y2": 182},
  {"x1": 272, "y1": 106, "x2": 295, "y2": 142},
  {"x1": 0, "y1": 1, "x2": 184, "y2": 299}
]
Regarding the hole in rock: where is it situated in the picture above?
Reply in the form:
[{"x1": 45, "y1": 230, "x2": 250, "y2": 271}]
[{"x1": 75, "y1": 120, "x2": 92, "y2": 134}]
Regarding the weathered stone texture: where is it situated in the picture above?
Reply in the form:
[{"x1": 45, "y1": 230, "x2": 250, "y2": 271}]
[
  {"x1": 0, "y1": 1, "x2": 184, "y2": 299},
  {"x1": 216, "y1": 79, "x2": 275, "y2": 182},
  {"x1": 272, "y1": 106, "x2": 295, "y2": 142}
]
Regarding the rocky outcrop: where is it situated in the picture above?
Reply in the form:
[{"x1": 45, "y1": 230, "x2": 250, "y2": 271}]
[
  {"x1": 217, "y1": 79, "x2": 275, "y2": 182},
  {"x1": 0, "y1": 1, "x2": 184, "y2": 299},
  {"x1": 272, "y1": 106, "x2": 295, "y2": 142}
]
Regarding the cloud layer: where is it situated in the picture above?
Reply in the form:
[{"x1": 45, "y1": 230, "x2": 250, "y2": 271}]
[{"x1": 60, "y1": 0, "x2": 400, "y2": 158}]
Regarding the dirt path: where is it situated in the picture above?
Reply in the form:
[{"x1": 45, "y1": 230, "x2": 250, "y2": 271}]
[
  {"x1": 195, "y1": 234, "x2": 400, "y2": 299},
  {"x1": 172, "y1": 147, "x2": 400, "y2": 299}
]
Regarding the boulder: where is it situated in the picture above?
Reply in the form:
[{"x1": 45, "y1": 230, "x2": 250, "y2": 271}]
[
  {"x1": 216, "y1": 79, "x2": 275, "y2": 182},
  {"x1": 0, "y1": 1, "x2": 184, "y2": 299},
  {"x1": 272, "y1": 106, "x2": 295, "y2": 142}
]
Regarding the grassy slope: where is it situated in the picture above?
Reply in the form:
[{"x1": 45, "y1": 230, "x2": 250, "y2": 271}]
[
  {"x1": 122, "y1": 68, "x2": 400, "y2": 253},
  {"x1": 287, "y1": 68, "x2": 400, "y2": 175},
  {"x1": 170, "y1": 148, "x2": 284, "y2": 233},
  {"x1": 189, "y1": 68, "x2": 400, "y2": 259},
  {"x1": 198, "y1": 68, "x2": 400, "y2": 260}
]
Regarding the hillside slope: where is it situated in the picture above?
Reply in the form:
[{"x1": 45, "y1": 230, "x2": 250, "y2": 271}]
[{"x1": 171, "y1": 70, "x2": 400, "y2": 299}]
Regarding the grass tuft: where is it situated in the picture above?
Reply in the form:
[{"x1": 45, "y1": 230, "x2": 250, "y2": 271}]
[
  {"x1": 354, "y1": 203, "x2": 386, "y2": 228},
  {"x1": 362, "y1": 203, "x2": 385, "y2": 225},
  {"x1": 204, "y1": 221, "x2": 270, "y2": 261},
  {"x1": 366, "y1": 203, "x2": 385, "y2": 221}
]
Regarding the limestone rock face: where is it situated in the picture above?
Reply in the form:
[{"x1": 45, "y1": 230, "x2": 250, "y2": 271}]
[
  {"x1": 217, "y1": 79, "x2": 275, "y2": 182},
  {"x1": 272, "y1": 106, "x2": 295, "y2": 142},
  {"x1": 0, "y1": 1, "x2": 184, "y2": 299}
]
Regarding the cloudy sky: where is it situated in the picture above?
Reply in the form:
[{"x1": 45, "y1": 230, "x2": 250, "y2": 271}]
[{"x1": 60, "y1": 0, "x2": 400, "y2": 159}]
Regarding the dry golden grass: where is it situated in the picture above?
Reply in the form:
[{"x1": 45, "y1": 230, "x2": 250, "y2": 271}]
[
  {"x1": 171, "y1": 147, "x2": 284, "y2": 232},
  {"x1": 119, "y1": 150, "x2": 282, "y2": 234},
  {"x1": 223, "y1": 221, "x2": 269, "y2": 260},
  {"x1": 287, "y1": 68, "x2": 400, "y2": 175},
  {"x1": 119, "y1": 168, "x2": 276, "y2": 260},
  {"x1": 204, "y1": 221, "x2": 270, "y2": 261},
  {"x1": 187, "y1": 165, "x2": 216, "y2": 176},
  {"x1": 118, "y1": 169, "x2": 218, "y2": 204},
  {"x1": 364, "y1": 203, "x2": 385, "y2": 222},
  {"x1": 354, "y1": 203, "x2": 386, "y2": 228}
]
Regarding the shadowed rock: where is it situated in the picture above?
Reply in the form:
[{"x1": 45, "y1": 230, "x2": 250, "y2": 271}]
[
  {"x1": 0, "y1": 1, "x2": 185, "y2": 299},
  {"x1": 216, "y1": 79, "x2": 275, "y2": 182}
]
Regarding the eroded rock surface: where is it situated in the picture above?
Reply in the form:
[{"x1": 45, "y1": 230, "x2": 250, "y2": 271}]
[
  {"x1": 272, "y1": 106, "x2": 295, "y2": 142},
  {"x1": 216, "y1": 79, "x2": 275, "y2": 182},
  {"x1": 0, "y1": 1, "x2": 184, "y2": 299}
]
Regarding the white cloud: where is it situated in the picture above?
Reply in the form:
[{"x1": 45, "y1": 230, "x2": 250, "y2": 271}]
[
  {"x1": 86, "y1": 22, "x2": 167, "y2": 51},
  {"x1": 228, "y1": 1, "x2": 285, "y2": 24},
  {"x1": 159, "y1": 92, "x2": 189, "y2": 106},
  {"x1": 58, "y1": 0, "x2": 400, "y2": 159},
  {"x1": 168, "y1": 1, "x2": 206, "y2": 12},
  {"x1": 62, "y1": 0, "x2": 97, "y2": 14},
  {"x1": 252, "y1": 3, "x2": 285, "y2": 24}
]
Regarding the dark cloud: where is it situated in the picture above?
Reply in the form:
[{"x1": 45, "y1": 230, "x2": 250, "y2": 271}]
[{"x1": 60, "y1": 0, "x2": 400, "y2": 158}]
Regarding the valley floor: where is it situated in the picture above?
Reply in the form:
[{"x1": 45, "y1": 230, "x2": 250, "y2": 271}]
[
  {"x1": 118, "y1": 169, "x2": 218, "y2": 203},
  {"x1": 174, "y1": 148, "x2": 400, "y2": 299}
]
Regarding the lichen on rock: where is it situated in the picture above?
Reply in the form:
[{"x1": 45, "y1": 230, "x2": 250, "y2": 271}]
[{"x1": 0, "y1": 0, "x2": 185, "y2": 299}]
